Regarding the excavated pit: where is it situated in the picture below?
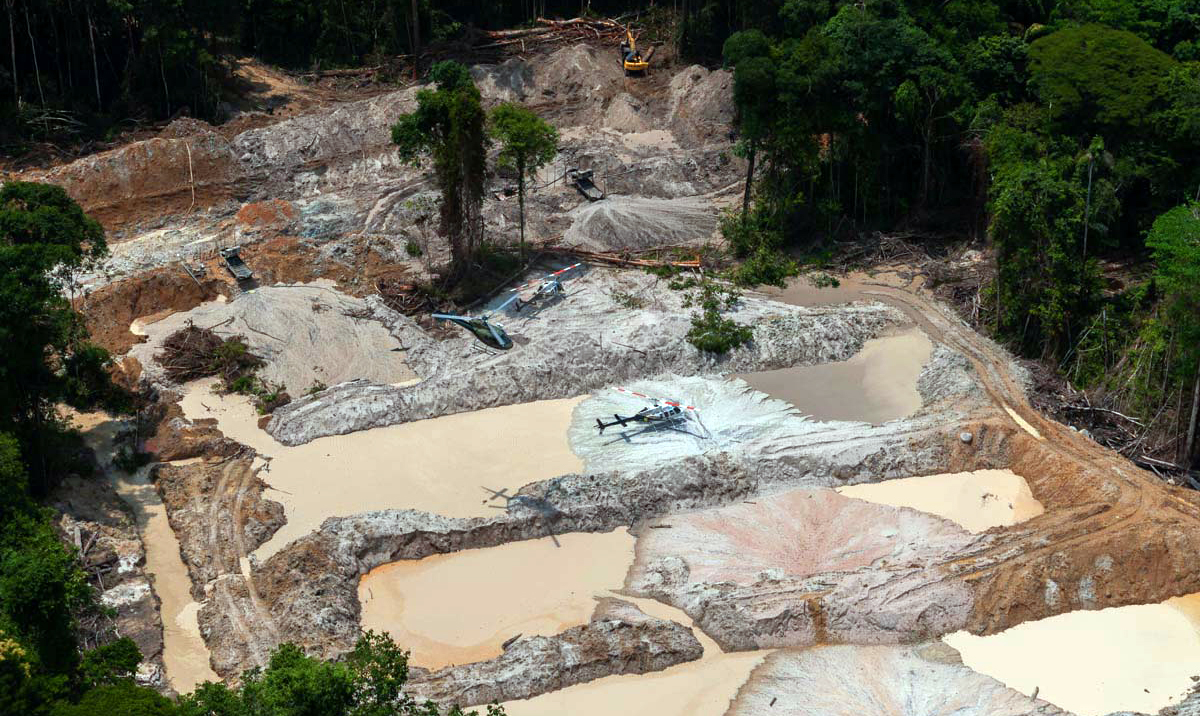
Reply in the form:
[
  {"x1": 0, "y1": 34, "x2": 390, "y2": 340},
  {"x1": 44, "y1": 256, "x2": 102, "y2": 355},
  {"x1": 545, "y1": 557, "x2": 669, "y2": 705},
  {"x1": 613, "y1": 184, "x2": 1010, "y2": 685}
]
[
  {"x1": 178, "y1": 379, "x2": 583, "y2": 561},
  {"x1": 736, "y1": 325, "x2": 932, "y2": 423},
  {"x1": 837, "y1": 469, "x2": 1045, "y2": 534},
  {"x1": 500, "y1": 595, "x2": 769, "y2": 716},
  {"x1": 40, "y1": 37, "x2": 1200, "y2": 716}
]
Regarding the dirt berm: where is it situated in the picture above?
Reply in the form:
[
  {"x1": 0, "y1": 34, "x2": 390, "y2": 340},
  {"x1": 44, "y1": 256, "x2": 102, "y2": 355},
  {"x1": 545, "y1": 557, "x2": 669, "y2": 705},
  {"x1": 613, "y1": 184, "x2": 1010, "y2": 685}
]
[{"x1": 406, "y1": 598, "x2": 702, "y2": 707}]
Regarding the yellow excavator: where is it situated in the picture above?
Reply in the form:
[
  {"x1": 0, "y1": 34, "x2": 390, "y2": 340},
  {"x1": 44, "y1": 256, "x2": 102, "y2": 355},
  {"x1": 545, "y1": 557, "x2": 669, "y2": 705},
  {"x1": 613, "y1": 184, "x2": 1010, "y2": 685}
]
[{"x1": 620, "y1": 27, "x2": 650, "y2": 76}]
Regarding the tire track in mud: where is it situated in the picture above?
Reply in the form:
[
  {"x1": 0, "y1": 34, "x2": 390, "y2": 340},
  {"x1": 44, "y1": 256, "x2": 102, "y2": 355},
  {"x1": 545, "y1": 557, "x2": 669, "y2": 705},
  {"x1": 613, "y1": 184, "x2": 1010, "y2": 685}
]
[
  {"x1": 187, "y1": 456, "x2": 283, "y2": 674},
  {"x1": 860, "y1": 284, "x2": 1200, "y2": 630}
]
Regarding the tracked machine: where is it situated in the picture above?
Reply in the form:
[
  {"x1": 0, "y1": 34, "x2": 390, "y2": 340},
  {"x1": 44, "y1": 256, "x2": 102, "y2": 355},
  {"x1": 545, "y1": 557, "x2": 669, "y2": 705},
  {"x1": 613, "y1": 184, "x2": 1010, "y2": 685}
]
[{"x1": 619, "y1": 28, "x2": 650, "y2": 76}]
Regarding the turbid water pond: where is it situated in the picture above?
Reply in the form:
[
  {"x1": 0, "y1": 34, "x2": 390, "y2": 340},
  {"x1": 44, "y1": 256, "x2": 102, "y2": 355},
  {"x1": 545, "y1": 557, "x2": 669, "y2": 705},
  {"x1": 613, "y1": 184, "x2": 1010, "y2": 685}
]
[
  {"x1": 501, "y1": 594, "x2": 769, "y2": 716},
  {"x1": 944, "y1": 592, "x2": 1200, "y2": 716},
  {"x1": 737, "y1": 326, "x2": 932, "y2": 424},
  {"x1": 358, "y1": 530, "x2": 637, "y2": 668},
  {"x1": 838, "y1": 469, "x2": 1044, "y2": 533},
  {"x1": 179, "y1": 379, "x2": 584, "y2": 560}
]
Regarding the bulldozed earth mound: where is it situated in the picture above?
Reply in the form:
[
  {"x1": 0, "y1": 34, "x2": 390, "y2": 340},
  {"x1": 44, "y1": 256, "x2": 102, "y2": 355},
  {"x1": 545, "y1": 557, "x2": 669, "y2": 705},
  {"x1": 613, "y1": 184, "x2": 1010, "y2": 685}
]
[
  {"x1": 562, "y1": 196, "x2": 718, "y2": 250},
  {"x1": 129, "y1": 284, "x2": 414, "y2": 395}
]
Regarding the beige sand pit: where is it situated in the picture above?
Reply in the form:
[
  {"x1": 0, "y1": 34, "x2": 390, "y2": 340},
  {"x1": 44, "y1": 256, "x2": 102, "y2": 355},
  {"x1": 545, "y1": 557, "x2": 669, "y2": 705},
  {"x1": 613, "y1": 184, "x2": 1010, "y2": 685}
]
[
  {"x1": 179, "y1": 380, "x2": 585, "y2": 560},
  {"x1": 358, "y1": 530, "x2": 637, "y2": 668},
  {"x1": 944, "y1": 592, "x2": 1200, "y2": 716},
  {"x1": 76, "y1": 414, "x2": 218, "y2": 693},
  {"x1": 502, "y1": 594, "x2": 768, "y2": 716},
  {"x1": 737, "y1": 326, "x2": 932, "y2": 424},
  {"x1": 837, "y1": 469, "x2": 1044, "y2": 533}
]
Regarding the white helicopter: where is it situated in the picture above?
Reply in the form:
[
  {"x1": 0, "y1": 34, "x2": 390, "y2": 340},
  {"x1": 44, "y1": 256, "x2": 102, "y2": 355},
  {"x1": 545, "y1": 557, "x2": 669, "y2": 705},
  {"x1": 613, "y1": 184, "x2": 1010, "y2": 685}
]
[
  {"x1": 595, "y1": 386, "x2": 705, "y2": 436},
  {"x1": 508, "y1": 263, "x2": 582, "y2": 312}
]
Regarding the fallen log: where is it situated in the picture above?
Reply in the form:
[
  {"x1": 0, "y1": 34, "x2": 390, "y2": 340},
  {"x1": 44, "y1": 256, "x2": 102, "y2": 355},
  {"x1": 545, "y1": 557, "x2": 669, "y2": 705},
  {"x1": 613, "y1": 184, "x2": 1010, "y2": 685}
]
[{"x1": 541, "y1": 245, "x2": 701, "y2": 269}]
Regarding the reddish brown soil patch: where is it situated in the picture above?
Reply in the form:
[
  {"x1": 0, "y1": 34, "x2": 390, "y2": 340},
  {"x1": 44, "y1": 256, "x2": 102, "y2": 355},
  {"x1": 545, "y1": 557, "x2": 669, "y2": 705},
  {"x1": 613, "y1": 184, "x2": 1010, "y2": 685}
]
[
  {"x1": 238, "y1": 235, "x2": 412, "y2": 296},
  {"x1": 82, "y1": 267, "x2": 227, "y2": 355},
  {"x1": 235, "y1": 200, "x2": 297, "y2": 231}
]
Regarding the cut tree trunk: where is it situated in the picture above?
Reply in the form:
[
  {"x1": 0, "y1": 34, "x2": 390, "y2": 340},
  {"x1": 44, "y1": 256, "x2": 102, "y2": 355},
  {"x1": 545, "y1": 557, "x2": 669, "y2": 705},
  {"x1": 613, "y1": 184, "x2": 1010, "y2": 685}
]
[
  {"x1": 1186, "y1": 355, "x2": 1200, "y2": 468},
  {"x1": 742, "y1": 142, "x2": 756, "y2": 223}
]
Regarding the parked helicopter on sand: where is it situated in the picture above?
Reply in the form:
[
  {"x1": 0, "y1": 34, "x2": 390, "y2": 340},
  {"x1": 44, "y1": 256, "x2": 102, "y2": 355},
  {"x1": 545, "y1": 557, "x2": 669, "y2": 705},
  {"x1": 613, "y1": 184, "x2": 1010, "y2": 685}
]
[
  {"x1": 595, "y1": 387, "x2": 707, "y2": 438},
  {"x1": 508, "y1": 263, "x2": 582, "y2": 312},
  {"x1": 432, "y1": 263, "x2": 583, "y2": 350}
]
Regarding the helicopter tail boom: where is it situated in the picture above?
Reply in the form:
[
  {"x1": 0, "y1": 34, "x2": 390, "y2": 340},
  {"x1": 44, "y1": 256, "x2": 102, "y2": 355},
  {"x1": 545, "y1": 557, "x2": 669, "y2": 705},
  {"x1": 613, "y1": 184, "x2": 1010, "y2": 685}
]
[{"x1": 596, "y1": 414, "x2": 630, "y2": 434}]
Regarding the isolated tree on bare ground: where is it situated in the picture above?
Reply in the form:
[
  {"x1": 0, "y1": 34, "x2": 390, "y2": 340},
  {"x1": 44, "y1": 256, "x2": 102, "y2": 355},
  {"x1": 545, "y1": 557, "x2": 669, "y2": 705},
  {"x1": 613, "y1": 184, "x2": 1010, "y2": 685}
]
[
  {"x1": 391, "y1": 61, "x2": 488, "y2": 280},
  {"x1": 490, "y1": 103, "x2": 558, "y2": 261}
]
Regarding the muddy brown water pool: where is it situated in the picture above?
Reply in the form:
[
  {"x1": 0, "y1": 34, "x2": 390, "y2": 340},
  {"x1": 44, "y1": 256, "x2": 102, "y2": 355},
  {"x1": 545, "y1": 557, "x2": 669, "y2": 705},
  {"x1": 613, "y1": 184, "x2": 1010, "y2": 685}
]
[
  {"x1": 179, "y1": 379, "x2": 585, "y2": 560},
  {"x1": 944, "y1": 592, "x2": 1200, "y2": 716},
  {"x1": 837, "y1": 469, "x2": 1044, "y2": 534},
  {"x1": 358, "y1": 530, "x2": 637, "y2": 668},
  {"x1": 736, "y1": 326, "x2": 932, "y2": 424},
  {"x1": 357, "y1": 525, "x2": 768, "y2": 714},
  {"x1": 501, "y1": 593, "x2": 769, "y2": 716}
]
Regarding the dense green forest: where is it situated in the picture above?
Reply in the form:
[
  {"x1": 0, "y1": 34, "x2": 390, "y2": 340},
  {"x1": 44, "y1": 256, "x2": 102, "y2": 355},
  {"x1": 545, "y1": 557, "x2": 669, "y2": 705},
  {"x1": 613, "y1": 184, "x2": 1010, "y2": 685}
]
[
  {"x1": 712, "y1": 0, "x2": 1200, "y2": 469},
  {"x1": 0, "y1": 0, "x2": 646, "y2": 145}
]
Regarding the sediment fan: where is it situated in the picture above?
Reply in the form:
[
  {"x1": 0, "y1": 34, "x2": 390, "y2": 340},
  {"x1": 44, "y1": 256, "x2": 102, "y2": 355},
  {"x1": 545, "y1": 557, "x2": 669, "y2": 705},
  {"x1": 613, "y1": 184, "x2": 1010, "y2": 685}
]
[{"x1": 612, "y1": 386, "x2": 699, "y2": 412}]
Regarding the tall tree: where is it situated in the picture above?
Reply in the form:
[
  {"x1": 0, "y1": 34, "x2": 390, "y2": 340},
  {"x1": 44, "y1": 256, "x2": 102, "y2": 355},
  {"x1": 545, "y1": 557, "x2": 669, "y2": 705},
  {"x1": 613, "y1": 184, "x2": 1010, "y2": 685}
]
[
  {"x1": 0, "y1": 182, "x2": 107, "y2": 493},
  {"x1": 1146, "y1": 202, "x2": 1200, "y2": 466},
  {"x1": 489, "y1": 103, "x2": 558, "y2": 261},
  {"x1": 723, "y1": 29, "x2": 774, "y2": 224},
  {"x1": 391, "y1": 61, "x2": 489, "y2": 279}
]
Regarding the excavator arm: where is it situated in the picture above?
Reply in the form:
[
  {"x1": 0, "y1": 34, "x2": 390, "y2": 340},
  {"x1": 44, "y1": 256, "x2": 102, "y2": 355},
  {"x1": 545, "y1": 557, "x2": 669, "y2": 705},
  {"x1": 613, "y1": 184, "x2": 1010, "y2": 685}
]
[{"x1": 620, "y1": 27, "x2": 649, "y2": 75}]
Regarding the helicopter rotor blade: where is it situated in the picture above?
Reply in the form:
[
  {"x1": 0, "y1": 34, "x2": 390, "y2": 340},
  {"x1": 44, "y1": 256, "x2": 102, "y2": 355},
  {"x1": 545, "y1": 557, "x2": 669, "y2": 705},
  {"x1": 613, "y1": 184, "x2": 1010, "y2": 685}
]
[
  {"x1": 486, "y1": 293, "x2": 522, "y2": 317},
  {"x1": 612, "y1": 386, "x2": 699, "y2": 411},
  {"x1": 510, "y1": 263, "x2": 583, "y2": 293}
]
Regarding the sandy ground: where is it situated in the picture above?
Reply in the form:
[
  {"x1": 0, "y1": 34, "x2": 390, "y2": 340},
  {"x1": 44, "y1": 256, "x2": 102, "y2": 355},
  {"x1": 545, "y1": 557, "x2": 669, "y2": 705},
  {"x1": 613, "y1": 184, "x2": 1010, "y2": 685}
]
[
  {"x1": 725, "y1": 644, "x2": 1061, "y2": 716},
  {"x1": 736, "y1": 326, "x2": 932, "y2": 424},
  {"x1": 76, "y1": 414, "x2": 218, "y2": 693},
  {"x1": 179, "y1": 379, "x2": 584, "y2": 560},
  {"x1": 129, "y1": 283, "x2": 414, "y2": 395},
  {"x1": 502, "y1": 594, "x2": 768, "y2": 716},
  {"x1": 837, "y1": 470, "x2": 1045, "y2": 533},
  {"x1": 358, "y1": 530, "x2": 636, "y2": 668},
  {"x1": 944, "y1": 592, "x2": 1200, "y2": 715}
]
